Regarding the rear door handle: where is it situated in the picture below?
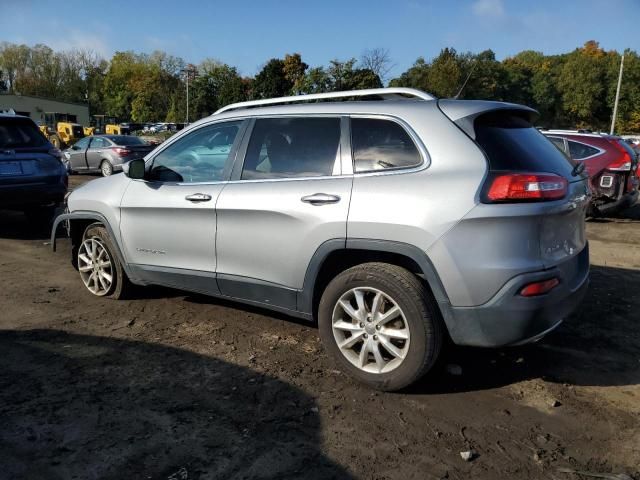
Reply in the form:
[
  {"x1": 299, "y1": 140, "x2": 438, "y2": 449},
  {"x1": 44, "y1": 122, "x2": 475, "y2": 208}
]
[
  {"x1": 301, "y1": 193, "x2": 341, "y2": 205},
  {"x1": 185, "y1": 193, "x2": 212, "y2": 202}
]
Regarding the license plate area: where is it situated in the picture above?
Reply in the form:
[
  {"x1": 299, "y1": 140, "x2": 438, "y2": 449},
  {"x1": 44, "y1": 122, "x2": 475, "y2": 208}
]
[{"x1": 0, "y1": 162, "x2": 23, "y2": 175}]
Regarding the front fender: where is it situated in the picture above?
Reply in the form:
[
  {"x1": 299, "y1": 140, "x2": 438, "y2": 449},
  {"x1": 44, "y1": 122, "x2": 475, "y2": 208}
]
[{"x1": 51, "y1": 211, "x2": 132, "y2": 278}]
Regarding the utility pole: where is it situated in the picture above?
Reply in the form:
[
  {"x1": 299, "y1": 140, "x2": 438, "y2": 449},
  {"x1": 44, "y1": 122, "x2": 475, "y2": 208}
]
[
  {"x1": 610, "y1": 53, "x2": 624, "y2": 135},
  {"x1": 181, "y1": 64, "x2": 197, "y2": 125}
]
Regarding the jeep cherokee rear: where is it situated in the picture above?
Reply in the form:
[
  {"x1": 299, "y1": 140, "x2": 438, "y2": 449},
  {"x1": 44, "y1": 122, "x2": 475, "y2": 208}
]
[{"x1": 52, "y1": 88, "x2": 590, "y2": 391}]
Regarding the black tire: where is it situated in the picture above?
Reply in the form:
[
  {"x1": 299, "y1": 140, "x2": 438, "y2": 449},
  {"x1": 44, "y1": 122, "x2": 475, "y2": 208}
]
[
  {"x1": 81, "y1": 224, "x2": 131, "y2": 299},
  {"x1": 100, "y1": 160, "x2": 113, "y2": 177},
  {"x1": 49, "y1": 134, "x2": 61, "y2": 149},
  {"x1": 318, "y1": 262, "x2": 443, "y2": 391}
]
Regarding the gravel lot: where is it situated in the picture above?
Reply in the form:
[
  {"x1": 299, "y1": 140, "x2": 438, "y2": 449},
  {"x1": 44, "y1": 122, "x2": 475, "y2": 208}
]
[{"x1": 1, "y1": 174, "x2": 639, "y2": 480}]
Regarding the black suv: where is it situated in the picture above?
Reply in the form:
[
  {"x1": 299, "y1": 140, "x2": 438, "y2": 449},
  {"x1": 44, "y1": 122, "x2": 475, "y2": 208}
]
[{"x1": 0, "y1": 113, "x2": 68, "y2": 222}]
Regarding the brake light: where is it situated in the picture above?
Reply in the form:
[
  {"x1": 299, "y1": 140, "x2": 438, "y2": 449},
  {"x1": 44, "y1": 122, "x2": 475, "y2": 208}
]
[
  {"x1": 113, "y1": 147, "x2": 131, "y2": 156},
  {"x1": 520, "y1": 278, "x2": 559, "y2": 297},
  {"x1": 607, "y1": 140, "x2": 632, "y2": 171},
  {"x1": 483, "y1": 173, "x2": 568, "y2": 203}
]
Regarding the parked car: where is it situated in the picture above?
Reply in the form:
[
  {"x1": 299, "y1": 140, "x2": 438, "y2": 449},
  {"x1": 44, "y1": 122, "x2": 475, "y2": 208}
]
[
  {"x1": 543, "y1": 130, "x2": 639, "y2": 215},
  {"x1": 0, "y1": 112, "x2": 67, "y2": 222},
  {"x1": 52, "y1": 88, "x2": 590, "y2": 391},
  {"x1": 63, "y1": 135, "x2": 155, "y2": 177}
]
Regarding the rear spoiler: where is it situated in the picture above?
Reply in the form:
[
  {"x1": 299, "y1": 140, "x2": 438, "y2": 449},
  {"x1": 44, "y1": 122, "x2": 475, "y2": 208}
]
[{"x1": 437, "y1": 99, "x2": 538, "y2": 139}]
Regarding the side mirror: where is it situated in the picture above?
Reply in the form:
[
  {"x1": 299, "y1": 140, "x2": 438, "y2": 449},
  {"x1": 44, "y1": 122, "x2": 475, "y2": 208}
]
[
  {"x1": 71, "y1": 145, "x2": 80, "y2": 151},
  {"x1": 124, "y1": 158, "x2": 146, "y2": 179}
]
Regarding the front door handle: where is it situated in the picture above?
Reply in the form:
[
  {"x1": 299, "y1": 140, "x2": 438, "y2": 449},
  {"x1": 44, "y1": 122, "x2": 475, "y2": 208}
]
[
  {"x1": 185, "y1": 193, "x2": 212, "y2": 202},
  {"x1": 301, "y1": 193, "x2": 341, "y2": 205}
]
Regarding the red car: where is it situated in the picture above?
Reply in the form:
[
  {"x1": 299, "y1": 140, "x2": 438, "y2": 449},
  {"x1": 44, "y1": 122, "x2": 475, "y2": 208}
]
[{"x1": 543, "y1": 130, "x2": 639, "y2": 215}]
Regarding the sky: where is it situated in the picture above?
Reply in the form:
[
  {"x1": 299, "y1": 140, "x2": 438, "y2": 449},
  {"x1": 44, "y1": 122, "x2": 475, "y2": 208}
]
[{"x1": 0, "y1": 0, "x2": 638, "y2": 79}]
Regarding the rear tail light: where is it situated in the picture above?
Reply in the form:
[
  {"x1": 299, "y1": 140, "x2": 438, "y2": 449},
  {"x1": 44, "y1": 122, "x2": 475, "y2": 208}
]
[
  {"x1": 520, "y1": 278, "x2": 559, "y2": 297},
  {"x1": 483, "y1": 173, "x2": 568, "y2": 203},
  {"x1": 113, "y1": 147, "x2": 131, "y2": 156},
  {"x1": 607, "y1": 140, "x2": 632, "y2": 171}
]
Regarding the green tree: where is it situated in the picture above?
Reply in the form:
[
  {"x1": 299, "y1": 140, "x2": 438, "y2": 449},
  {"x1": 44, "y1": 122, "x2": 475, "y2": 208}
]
[{"x1": 252, "y1": 58, "x2": 292, "y2": 99}]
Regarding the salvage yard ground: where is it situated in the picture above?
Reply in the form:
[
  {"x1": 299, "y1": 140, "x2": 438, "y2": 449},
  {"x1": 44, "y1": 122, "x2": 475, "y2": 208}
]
[{"x1": 0, "y1": 174, "x2": 639, "y2": 480}]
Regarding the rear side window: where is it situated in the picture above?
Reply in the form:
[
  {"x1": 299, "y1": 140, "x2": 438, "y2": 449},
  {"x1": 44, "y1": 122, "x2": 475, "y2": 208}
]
[
  {"x1": 351, "y1": 118, "x2": 421, "y2": 173},
  {"x1": 242, "y1": 117, "x2": 340, "y2": 179},
  {"x1": 0, "y1": 117, "x2": 47, "y2": 148},
  {"x1": 475, "y1": 112, "x2": 575, "y2": 177},
  {"x1": 568, "y1": 140, "x2": 600, "y2": 160}
]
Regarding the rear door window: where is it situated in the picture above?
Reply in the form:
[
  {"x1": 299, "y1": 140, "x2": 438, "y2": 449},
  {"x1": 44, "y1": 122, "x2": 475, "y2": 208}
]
[
  {"x1": 474, "y1": 111, "x2": 575, "y2": 178},
  {"x1": 241, "y1": 117, "x2": 341, "y2": 179},
  {"x1": 567, "y1": 140, "x2": 600, "y2": 160},
  {"x1": 351, "y1": 118, "x2": 421, "y2": 173}
]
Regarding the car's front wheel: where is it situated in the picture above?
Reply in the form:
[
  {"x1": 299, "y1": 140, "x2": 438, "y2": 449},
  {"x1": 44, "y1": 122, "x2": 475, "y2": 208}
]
[
  {"x1": 318, "y1": 262, "x2": 443, "y2": 391},
  {"x1": 78, "y1": 224, "x2": 130, "y2": 299}
]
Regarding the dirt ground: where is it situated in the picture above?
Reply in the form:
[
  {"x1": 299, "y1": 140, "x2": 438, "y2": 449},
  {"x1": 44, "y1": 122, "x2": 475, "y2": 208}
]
[{"x1": 1, "y1": 174, "x2": 639, "y2": 480}]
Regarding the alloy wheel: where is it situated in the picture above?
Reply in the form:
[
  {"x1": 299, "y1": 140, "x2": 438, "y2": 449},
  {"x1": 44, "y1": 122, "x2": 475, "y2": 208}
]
[
  {"x1": 331, "y1": 287, "x2": 410, "y2": 374},
  {"x1": 78, "y1": 237, "x2": 113, "y2": 296}
]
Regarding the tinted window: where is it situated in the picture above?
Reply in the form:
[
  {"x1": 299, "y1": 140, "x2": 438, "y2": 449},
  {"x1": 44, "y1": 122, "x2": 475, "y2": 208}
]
[
  {"x1": 90, "y1": 137, "x2": 107, "y2": 148},
  {"x1": 0, "y1": 117, "x2": 47, "y2": 148},
  {"x1": 351, "y1": 118, "x2": 421, "y2": 172},
  {"x1": 108, "y1": 135, "x2": 145, "y2": 146},
  {"x1": 149, "y1": 121, "x2": 241, "y2": 183},
  {"x1": 475, "y1": 111, "x2": 575, "y2": 177},
  {"x1": 568, "y1": 140, "x2": 600, "y2": 160},
  {"x1": 547, "y1": 136, "x2": 566, "y2": 153},
  {"x1": 242, "y1": 117, "x2": 340, "y2": 179},
  {"x1": 73, "y1": 137, "x2": 91, "y2": 149}
]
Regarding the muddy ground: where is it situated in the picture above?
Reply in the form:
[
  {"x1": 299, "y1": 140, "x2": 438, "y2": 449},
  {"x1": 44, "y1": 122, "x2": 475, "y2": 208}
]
[{"x1": 0, "y1": 174, "x2": 638, "y2": 480}]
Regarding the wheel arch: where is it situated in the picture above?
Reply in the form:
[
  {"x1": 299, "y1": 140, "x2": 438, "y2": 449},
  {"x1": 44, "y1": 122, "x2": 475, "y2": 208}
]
[
  {"x1": 51, "y1": 211, "x2": 130, "y2": 275},
  {"x1": 299, "y1": 238, "x2": 456, "y2": 331}
]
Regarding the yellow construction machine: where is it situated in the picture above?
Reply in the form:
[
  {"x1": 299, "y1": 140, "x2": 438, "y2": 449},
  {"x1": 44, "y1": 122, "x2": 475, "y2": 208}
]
[{"x1": 39, "y1": 113, "x2": 85, "y2": 149}]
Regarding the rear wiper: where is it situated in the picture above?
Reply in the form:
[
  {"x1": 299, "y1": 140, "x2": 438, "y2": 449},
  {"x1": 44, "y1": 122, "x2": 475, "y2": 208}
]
[{"x1": 571, "y1": 162, "x2": 585, "y2": 177}]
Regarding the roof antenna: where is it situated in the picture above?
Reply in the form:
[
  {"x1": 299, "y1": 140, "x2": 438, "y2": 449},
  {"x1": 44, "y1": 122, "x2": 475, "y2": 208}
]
[{"x1": 454, "y1": 61, "x2": 477, "y2": 99}]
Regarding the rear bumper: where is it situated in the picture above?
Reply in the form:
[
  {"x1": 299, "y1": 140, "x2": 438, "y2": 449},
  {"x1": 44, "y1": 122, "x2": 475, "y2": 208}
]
[
  {"x1": 445, "y1": 244, "x2": 589, "y2": 347},
  {"x1": 0, "y1": 180, "x2": 67, "y2": 208},
  {"x1": 594, "y1": 189, "x2": 638, "y2": 216}
]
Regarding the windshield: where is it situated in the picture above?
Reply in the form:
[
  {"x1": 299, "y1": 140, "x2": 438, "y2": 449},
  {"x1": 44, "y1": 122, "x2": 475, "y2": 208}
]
[{"x1": 0, "y1": 117, "x2": 48, "y2": 149}]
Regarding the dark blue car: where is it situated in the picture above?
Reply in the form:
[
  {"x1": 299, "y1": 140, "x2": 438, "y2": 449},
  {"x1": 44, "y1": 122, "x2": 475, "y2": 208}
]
[{"x1": 0, "y1": 113, "x2": 68, "y2": 222}]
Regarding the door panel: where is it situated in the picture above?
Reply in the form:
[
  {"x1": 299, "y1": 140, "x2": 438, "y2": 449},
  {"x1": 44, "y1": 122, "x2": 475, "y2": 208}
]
[
  {"x1": 216, "y1": 116, "x2": 351, "y2": 297},
  {"x1": 120, "y1": 181, "x2": 224, "y2": 272},
  {"x1": 215, "y1": 177, "x2": 352, "y2": 290},
  {"x1": 87, "y1": 137, "x2": 106, "y2": 169},
  {"x1": 67, "y1": 137, "x2": 91, "y2": 170},
  {"x1": 118, "y1": 120, "x2": 246, "y2": 281}
]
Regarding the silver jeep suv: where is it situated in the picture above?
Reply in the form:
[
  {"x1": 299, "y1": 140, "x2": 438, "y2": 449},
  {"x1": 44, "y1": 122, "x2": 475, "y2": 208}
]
[{"x1": 52, "y1": 88, "x2": 590, "y2": 391}]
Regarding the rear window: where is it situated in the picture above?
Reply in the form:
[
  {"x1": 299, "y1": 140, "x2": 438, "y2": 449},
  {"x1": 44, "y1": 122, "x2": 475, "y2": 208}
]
[
  {"x1": 475, "y1": 111, "x2": 575, "y2": 178},
  {"x1": 351, "y1": 118, "x2": 421, "y2": 172},
  {"x1": 567, "y1": 140, "x2": 600, "y2": 160},
  {"x1": 0, "y1": 117, "x2": 48, "y2": 149},
  {"x1": 109, "y1": 136, "x2": 146, "y2": 146}
]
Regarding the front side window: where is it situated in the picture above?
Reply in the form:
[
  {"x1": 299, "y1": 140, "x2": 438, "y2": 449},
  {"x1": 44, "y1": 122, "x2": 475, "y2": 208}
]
[
  {"x1": 73, "y1": 137, "x2": 90, "y2": 150},
  {"x1": 241, "y1": 117, "x2": 341, "y2": 180},
  {"x1": 568, "y1": 140, "x2": 600, "y2": 160},
  {"x1": 149, "y1": 121, "x2": 241, "y2": 183},
  {"x1": 351, "y1": 118, "x2": 422, "y2": 173},
  {"x1": 90, "y1": 137, "x2": 107, "y2": 148}
]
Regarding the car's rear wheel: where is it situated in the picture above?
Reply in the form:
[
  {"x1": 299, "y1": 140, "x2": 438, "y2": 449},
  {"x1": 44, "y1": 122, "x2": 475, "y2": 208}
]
[
  {"x1": 318, "y1": 262, "x2": 443, "y2": 391},
  {"x1": 79, "y1": 224, "x2": 130, "y2": 299},
  {"x1": 100, "y1": 160, "x2": 113, "y2": 177}
]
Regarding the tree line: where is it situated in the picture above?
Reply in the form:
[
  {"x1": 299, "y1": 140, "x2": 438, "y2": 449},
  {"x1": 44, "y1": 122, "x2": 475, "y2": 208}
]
[{"x1": 1, "y1": 41, "x2": 638, "y2": 133}]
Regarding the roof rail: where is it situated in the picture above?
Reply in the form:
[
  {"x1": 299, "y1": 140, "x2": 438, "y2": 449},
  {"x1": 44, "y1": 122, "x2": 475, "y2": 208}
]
[{"x1": 214, "y1": 87, "x2": 435, "y2": 115}]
